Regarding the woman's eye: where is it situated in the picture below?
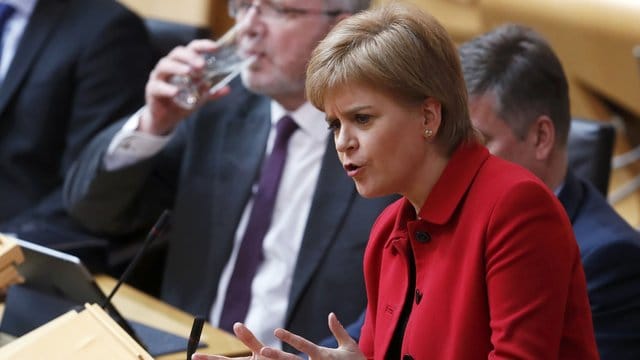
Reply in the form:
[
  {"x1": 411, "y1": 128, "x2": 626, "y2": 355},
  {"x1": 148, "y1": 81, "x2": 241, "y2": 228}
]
[
  {"x1": 354, "y1": 114, "x2": 371, "y2": 124},
  {"x1": 327, "y1": 120, "x2": 340, "y2": 132}
]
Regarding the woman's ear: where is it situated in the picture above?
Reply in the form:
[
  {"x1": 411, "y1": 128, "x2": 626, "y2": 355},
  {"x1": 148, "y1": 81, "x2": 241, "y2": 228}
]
[{"x1": 422, "y1": 97, "x2": 442, "y2": 134}]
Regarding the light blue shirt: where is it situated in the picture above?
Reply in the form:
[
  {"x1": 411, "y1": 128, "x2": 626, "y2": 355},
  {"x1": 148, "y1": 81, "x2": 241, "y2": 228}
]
[{"x1": 0, "y1": 0, "x2": 37, "y2": 83}]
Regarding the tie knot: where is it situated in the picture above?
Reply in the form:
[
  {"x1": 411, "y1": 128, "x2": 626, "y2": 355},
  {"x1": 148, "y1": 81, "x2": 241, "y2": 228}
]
[
  {"x1": 276, "y1": 115, "x2": 298, "y2": 142},
  {"x1": 0, "y1": 4, "x2": 15, "y2": 23}
]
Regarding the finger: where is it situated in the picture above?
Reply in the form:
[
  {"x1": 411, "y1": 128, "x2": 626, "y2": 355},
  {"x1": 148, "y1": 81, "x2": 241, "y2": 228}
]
[
  {"x1": 259, "y1": 346, "x2": 303, "y2": 360},
  {"x1": 191, "y1": 353, "x2": 239, "y2": 360},
  {"x1": 273, "y1": 328, "x2": 322, "y2": 358},
  {"x1": 150, "y1": 45, "x2": 209, "y2": 87},
  {"x1": 187, "y1": 38, "x2": 220, "y2": 53},
  {"x1": 152, "y1": 55, "x2": 200, "y2": 83},
  {"x1": 167, "y1": 45, "x2": 208, "y2": 68},
  {"x1": 328, "y1": 313, "x2": 358, "y2": 348},
  {"x1": 147, "y1": 77, "x2": 180, "y2": 99},
  {"x1": 233, "y1": 322, "x2": 265, "y2": 353}
]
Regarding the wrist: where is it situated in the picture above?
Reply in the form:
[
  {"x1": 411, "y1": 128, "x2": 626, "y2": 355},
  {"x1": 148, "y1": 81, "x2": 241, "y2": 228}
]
[{"x1": 138, "y1": 106, "x2": 175, "y2": 136}]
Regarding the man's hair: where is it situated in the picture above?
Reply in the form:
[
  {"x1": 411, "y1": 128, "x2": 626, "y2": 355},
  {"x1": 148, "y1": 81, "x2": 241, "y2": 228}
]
[
  {"x1": 459, "y1": 24, "x2": 571, "y2": 145},
  {"x1": 306, "y1": 2, "x2": 474, "y2": 154}
]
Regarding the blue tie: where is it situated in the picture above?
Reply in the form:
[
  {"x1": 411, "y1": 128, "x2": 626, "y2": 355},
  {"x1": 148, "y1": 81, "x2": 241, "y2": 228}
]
[
  {"x1": 0, "y1": 3, "x2": 15, "y2": 63},
  {"x1": 218, "y1": 115, "x2": 299, "y2": 332}
]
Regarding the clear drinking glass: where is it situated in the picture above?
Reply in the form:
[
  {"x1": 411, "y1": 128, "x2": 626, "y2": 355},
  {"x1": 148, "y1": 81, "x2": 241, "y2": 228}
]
[{"x1": 171, "y1": 24, "x2": 253, "y2": 109}]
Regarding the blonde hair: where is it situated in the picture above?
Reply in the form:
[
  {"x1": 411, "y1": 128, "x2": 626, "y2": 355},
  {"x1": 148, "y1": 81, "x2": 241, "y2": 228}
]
[{"x1": 306, "y1": 2, "x2": 475, "y2": 154}]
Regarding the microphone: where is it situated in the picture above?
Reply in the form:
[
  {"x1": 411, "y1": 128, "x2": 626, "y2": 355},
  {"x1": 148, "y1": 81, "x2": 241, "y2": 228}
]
[
  {"x1": 101, "y1": 209, "x2": 172, "y2": 308},
  {"x1": 186, "y1": 316, "x2": 205, "y2": 360},
  {"x1": 98, "y1": 209, "x2": 172, "y2": 349}
]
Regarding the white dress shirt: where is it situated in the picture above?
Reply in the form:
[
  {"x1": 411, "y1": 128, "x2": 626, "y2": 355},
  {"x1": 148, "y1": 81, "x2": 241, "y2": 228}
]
[
  {"x1": 104, "y1": 101, "x2": 328, "y2": 348},
  {"x1": 0, "y1": 0, "x2": 37, "y2": 83},
  {"x1": 103, "y1": 107, "x2": 173, "y2": 170}
]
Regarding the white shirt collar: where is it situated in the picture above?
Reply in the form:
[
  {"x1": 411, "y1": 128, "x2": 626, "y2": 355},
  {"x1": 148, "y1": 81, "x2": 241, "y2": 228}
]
[
  {"x1": 270, "y1": 100, "x2": 329, "y2": 143},
  {"x1": 554, "y1": 180, "x2": 565, "y2": 197},
  {"x1": 2, "y1": 0, "x2": 38, "y2": 16}
]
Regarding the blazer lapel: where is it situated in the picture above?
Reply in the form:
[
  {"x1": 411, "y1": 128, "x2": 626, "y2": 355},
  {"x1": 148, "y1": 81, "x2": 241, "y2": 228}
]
[
  {"x1": 286, "y1": 136, "x2": 357, "y2": 320},
  {"x1": 0, "y1": 0, "x2": 67, "y2": 113},
  {"x1": 212, "y1": 97, "x2": 271, "y2": 240}
]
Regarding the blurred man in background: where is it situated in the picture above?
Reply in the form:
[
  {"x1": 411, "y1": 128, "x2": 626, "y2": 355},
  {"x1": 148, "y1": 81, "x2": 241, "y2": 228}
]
[{"x1": 0, "y1": 0, "x2": 152, "y2": 267}]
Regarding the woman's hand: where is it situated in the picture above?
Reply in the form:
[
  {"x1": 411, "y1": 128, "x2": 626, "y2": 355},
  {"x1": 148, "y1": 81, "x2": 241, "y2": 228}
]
[
  {"x1": 264, "y1": 313, "x2": 365, "y2": 360},
  {"x1": 192, "y1": 322, "x2": 268, "y2": 360},
  {"x1": 192, "y1": 313, "x2": 365, "y2": 360}
]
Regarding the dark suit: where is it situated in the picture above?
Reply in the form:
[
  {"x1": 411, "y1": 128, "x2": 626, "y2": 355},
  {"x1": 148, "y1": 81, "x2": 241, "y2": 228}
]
[
  {"x1": 64, "y1": 82, "x2": 395, "y2": 348},
  {"x1": 559, "y1": 170, "x2": 640, "y2": 360},
  {"x1": 0, "y1": 0, "x2": 152, "y2": 248}
]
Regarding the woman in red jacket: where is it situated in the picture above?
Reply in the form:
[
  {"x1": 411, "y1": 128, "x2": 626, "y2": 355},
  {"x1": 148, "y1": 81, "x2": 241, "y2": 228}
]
[{"x1": 195, "y1": 2, "x2": 598, "y2": 360}]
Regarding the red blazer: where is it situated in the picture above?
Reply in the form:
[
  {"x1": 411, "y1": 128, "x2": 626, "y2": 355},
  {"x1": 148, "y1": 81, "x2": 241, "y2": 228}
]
[{"x1": 359, "y1": 143, "x2": 598, "y2": 359}]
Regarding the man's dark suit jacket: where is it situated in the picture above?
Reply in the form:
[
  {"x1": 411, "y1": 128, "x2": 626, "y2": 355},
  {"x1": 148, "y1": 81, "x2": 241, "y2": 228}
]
[
  {"x1": 0, "y1": 0, "x2": 152, "y2": 246},
  {"x1": 64, "y1": 81, "x2": 396, "y2": 348},
  {"x1": 558, "y1": 170, "x2": 640, "y2": 360}
]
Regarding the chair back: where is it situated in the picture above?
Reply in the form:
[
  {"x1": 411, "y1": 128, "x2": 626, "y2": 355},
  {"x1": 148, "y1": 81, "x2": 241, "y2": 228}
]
[{"x1": 567, "y1": 118, "x2": 616, "y2": 196}]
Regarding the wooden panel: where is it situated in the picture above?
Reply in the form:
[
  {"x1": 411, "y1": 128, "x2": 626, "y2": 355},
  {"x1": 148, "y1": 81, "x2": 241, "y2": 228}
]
[
  {"x1": 374, "y1": 0, "x2": 482, "y2": 42},
  {"x1": 118, "y1": 0, "x2": 212, "y2": 26},
  {"x1": 209, "y1": 0, "x2": 234, "y2": 38},
  {"x1": 117, "y1": 0, "x2": 234, "y2": 37}
]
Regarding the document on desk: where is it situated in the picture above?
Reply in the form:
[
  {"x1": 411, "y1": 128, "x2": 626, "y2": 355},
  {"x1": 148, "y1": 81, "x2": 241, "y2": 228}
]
[{"x1": 0, "y1": 303, "x2": 153, "y2": 360}]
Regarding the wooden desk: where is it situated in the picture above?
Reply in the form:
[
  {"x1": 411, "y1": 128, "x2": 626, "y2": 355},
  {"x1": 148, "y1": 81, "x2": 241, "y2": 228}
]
[{"x1": 95, "y1": 275, "x2": 249, "y2": 359}]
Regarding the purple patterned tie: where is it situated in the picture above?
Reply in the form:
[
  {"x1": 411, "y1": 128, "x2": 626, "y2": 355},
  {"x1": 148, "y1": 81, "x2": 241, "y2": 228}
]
[
  {"x1": 0, "y1": 4, "x2": 15, "y2": 63},
  {"x1": 219, "y1": 115, "x2": 299, "y2": 331}
]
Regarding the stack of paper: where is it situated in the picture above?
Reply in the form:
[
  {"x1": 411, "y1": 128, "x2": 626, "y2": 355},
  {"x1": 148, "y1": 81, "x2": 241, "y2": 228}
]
[
  {"x1": 0, "y1": 303, "x2": 153, "y2": 359},
  {"x1": 0, "y1": 234, "x2": 25, "y2": 290}
]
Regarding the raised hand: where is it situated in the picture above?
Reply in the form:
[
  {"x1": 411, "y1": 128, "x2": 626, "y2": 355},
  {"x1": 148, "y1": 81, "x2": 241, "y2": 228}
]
[
  {"x1": 139, "y1": 39, "x2": 231, "y2": 136},
  {"x1": 192, "y1": 322, "x2": 277, "y2": 360},
  {"x1": 192, "y1": 314, "x2": 365, "y2": 360},
  {"x1": 263, "y1": 313, "x2": 365, "y2": 360}
]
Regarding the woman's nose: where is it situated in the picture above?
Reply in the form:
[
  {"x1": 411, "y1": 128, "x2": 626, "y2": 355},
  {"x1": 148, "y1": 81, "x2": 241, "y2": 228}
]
[{"x1": 335, "y1": 128, "x2": 357, "y2": 153}]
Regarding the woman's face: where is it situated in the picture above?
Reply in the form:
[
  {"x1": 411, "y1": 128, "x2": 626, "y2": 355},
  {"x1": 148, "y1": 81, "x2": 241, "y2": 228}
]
[{"x1": 324, "y1": 83, "x2": 439, "y2": 201}]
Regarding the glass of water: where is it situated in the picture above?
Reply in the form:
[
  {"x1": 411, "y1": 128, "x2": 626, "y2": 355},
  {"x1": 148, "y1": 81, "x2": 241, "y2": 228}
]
[{"x1": 171, "y1": 24, "x2": 253, "y2": 109}]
